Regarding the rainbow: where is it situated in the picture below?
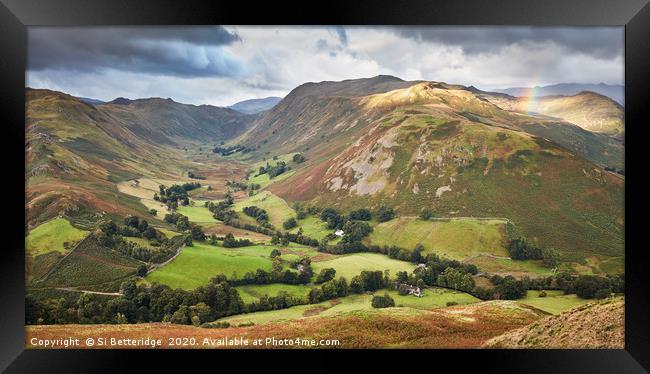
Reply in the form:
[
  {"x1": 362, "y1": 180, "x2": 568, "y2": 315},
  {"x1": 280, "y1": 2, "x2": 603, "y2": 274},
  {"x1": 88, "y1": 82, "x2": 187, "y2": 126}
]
[{"x1": 519, "y1": 85, "x2": 541, "y2": 114}]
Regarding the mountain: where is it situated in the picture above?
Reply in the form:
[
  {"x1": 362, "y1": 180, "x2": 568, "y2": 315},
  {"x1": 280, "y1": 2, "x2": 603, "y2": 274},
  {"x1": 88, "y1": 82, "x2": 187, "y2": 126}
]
[
  {"x1": 229, "y1": 97, "x2": 283, "y2": 114},
  {"x1": 481, "y1": 91, "x2": 625, "y2": 139},
  {"x1": 235, "y1": 76, "x2": 624, "y2": 263},
  {"x1": 25, "y1": 88, "x2": 255, "y2": 227},
  {"x1": 493, "y1": 83, "x2": 624, "y2": 106},
  {"x1": 484, "y1": 298, "x2": 624, "y2": 348},
  {"x1": 76, "y1": 96, "x2": 106, "y2": 105}
]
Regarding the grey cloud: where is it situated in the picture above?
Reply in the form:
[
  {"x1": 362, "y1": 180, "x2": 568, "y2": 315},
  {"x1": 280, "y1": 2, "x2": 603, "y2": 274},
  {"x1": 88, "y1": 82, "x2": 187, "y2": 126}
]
[
  {"x1": 332, "y1": 26, "x2": 348, "y2": 46},
  {"x1": 28, "y1": 26, "x2": 242, "y2": 77},
  {"x1": 391, "y1": 26, "x2": 623, "y2": 59}
]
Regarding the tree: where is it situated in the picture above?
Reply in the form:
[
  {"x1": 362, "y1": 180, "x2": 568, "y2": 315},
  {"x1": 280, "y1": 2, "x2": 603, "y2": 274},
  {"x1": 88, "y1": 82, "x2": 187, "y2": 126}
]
[
  {"x1": 143, "y1": 227, "x2": 157, "y2": 240},
  {"x1": 170, "y1": 305, "x2": 189, "y2": 324},
  {"x1": 176, "y1": 215, "x2": 190, "y2": 231},
  {"x1": 574, "y1": 275, "x2": 610, "y2": 299},
  {"x1": 149, "y1": 209, "x2": 157, "y2": 216},
  {"x1": 270, "y1": 249, "x2": 281, "y2": 258},
  {"x1": 376, "y1": 206, "x2": 396, "y2": 222},
  {"x1": 349, "y1": 209, "x2": 372, "y2": 221},
  {"x1": 292, "y1": 153, "x2": 306, "y2": 163},
  {"x1": 371, "y1": 294, "x2": 395, "y2": 308},
  {"x1": 419, "y1": 208, "x2": 434, "y2": 220},
  {"x1": 190, "y1": 224, "x2": 206, "y2": 241},
  {"x1": 315, "y1": 268, "x2": 336, "y2": 284},
  {"x1": 283, "y1": 218, "x2": 298, "y2": 230},
  {"x1": 137, "y1": 264, "x2": 148, "y2": 277},
  {"x1": 350, "y1": 276, "x2": 364, "y2": 294}
]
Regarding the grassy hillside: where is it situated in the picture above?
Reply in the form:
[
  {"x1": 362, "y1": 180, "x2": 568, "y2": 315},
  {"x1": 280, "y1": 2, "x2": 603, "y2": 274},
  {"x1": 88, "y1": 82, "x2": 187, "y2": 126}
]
[
  {"x1": 145, "y1": 243, "x2": 276, "y2": 290},
  {"x1": 240, "y1": 81, "x2": 624, "y2": 271},
  {"x1": 26, "y1": 217, "x2": 88, "y2": 256},
  {"x1": 34, "y1": 234, "x2": 141, "y2": 292},
  {"x1": 519, "y1": 290, "x2": 592, "y2": 315},
  {"x1": 26, "y1": 300, "x2": 546, "y2": 349},
  {"x1": 485, "y1": 297, "x2": 624, "y2": 348},
  {"x1": 26, "y1": 88, "x2": 253, "y2": 229},
  {"x1": 367, "y1": 217, "x2": 508, "y2": 259},
  {"x1": 311, "y1": 253, "x2": 416, "y2": 280}
]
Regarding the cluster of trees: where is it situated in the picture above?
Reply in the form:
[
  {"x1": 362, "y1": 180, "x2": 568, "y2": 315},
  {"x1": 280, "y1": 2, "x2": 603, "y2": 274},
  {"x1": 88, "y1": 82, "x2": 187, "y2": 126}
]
[
  {"x1": 205, "y1": 194, "x2": 238, "y2": 224},
  {"x1": 212, "y1": 145, "x2": 249, "y2": 156},
  {"x1": 257, "y1": 161, "x2": 288, "y2": 179},
  {"x1": 283, "y1": 218, "x2": 297, "y2": 230},
  {"x1": 376, "y1": 206, "x2": 396, "y2": 222},
  {"x1": 349, "y1": 208, "x2": 372, "y2": 221},
  {"x1": 318, "y1": 208, "x2": 374, "y2": 242},
  {"x1": 307, "y1": 270, "x2": 389, "y2": 304},
  {"x1": 315, "y1": 268, "x2": 336, "y2": 284},
  {"x1": 26, "y1": 278, "x2": 245, "y2": 326},
  {"x1": 154, "y1": 183, "x2": 201, "y2": 210},
  {"x1": 243, "y1": 206, "x2": 269, "y2": 224},
  {"x1": 272, "y1": 230, "x2": 320, "y2": 247},
  {"x1": 507, "y1": 238, "x2": 559, "y2": 267},
  {"x1": 103, "y1": 216, "x2": 158, "y2": 240},
  {"x1": 187, "y1": 171, "x2": 206, "y2": 180},
  {"x1": 471, "y1": 272, "x2": 625, "y2": 301},
  {"x1": 163, "y1": 212, "x2": 205, "y2": 242},
  {"x1": 98, "y1": 218, "x2": 183, "y2": 263},
  {"x1": 229, "y1": 257, "x2": 313, "y2": 287},
  {"x1": 225, "y1": 180, "x2": 248, "y2": 191},
  {"x1": 221, "y1": 233, "x2": 253, "y2": 248}
]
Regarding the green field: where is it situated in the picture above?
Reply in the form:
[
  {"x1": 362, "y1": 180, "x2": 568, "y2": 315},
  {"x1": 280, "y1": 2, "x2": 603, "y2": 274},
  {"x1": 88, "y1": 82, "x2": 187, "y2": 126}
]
[
  {"x1": 26, "y1": 218, "x2": 88, "y2": 256},
  {"x1": 468, "y1": 255, "x2": 553, "y2": 276},
  {"x1": 312, "y1": 253, "x2": 416, "y2": 280},
  {"x1": 177, "y1": 204, "x2": 217, "y2": 223},
  {"x1": 232, "y1": 191, "x2": 296, "y2": 228},
  {"x1": 380, "y1": 288, "x2": 480, "y2": 308},
  {"x1": 248, "y1": 170, "x2": 296, "y2": 191},
  {"x1": 519, "y1": 290, "x2": 592, "y2": 314},
  {"x1": 235, "y1": 283, "x2": 312, "y2": 304},
  {"x1": 367, "y1": 217, "x2": 508, "y2": 260},
  {"x1": 288, "y1": 216, "x2": 336, "y2": 241},
  {"x1": 146, "y1": 243, "x2": 277, "y2": 290},
  {"x1": 155, "y1": 227, "x2": 180, "y2": 239},
  {"x1": 218, "y1": 287, "x2": 479, "y2": 326},
  {"x1": 217, "y1": 294, "x2": 374, "y2": 326}
]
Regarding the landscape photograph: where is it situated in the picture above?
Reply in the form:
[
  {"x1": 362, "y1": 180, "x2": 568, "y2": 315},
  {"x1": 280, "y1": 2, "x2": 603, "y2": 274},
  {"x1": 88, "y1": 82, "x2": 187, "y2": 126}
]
[{"x1": 24, "y1": 26, "x2": 625, "y2": 349}]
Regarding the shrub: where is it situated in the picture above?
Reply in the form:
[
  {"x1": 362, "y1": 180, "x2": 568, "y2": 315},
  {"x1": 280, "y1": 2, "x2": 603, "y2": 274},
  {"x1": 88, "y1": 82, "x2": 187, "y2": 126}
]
[
  {"x1": 371, "y1": 294, "x2": 395, "y2": 308},
  {"x1": 539, "y1": 291, "x2": 547, "y2": 298},
  {"x1": 446, "y1": 301, "x2": 458, "y2": 306},
  {"x1": 283, "y1": 218, "x2": 298, "y2": 230},
  {"x1": 419, "y1": 208, "x2": 434, "y2": 220},
  {"x1": 376, "y1": 206, "x2": 396, "y2": 222}
]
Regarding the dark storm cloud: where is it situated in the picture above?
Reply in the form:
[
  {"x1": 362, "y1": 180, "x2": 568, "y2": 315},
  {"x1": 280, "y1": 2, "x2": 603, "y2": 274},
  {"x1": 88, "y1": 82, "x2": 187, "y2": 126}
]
[
  {"x1": 392, "y1": 27, "x2": 623, "y2": 59},
  {"x1": 28, "y1": 26, "x2": 242, "y2": 77}
]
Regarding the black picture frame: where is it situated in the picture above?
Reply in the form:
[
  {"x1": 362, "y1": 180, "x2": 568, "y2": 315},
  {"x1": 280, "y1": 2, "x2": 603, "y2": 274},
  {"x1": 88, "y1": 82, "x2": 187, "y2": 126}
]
[{"x1": 1, "y1": 0, "x2": 648, "y2": 372}]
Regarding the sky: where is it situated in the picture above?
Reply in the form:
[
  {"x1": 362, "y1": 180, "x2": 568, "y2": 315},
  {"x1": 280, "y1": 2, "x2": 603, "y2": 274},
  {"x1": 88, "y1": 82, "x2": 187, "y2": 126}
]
[{"x1": 26, "y1": 26, "x2": 624, "y2": 107}]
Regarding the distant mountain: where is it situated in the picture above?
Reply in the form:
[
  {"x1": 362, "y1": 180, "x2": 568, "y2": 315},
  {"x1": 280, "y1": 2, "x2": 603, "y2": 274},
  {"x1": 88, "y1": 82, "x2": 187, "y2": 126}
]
[
  {"x1": 76, "y1": 96, "x2": 106, "y2": 105},
  {"x1": 481, "y1": 91, "x2": 625, "y2": 139},
  {"x1": 25, "y1": 88, "x2": 256, "y2": 226},
  {"x1": 492, "y1": 83, "x2": 624, "y2": 106},
  {"x1": 229, "y1": 97, "x2": 283, "y2": 114}
]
